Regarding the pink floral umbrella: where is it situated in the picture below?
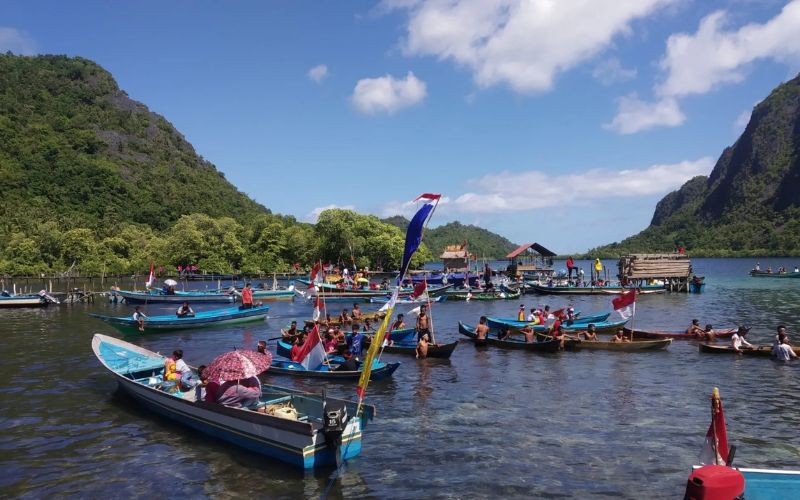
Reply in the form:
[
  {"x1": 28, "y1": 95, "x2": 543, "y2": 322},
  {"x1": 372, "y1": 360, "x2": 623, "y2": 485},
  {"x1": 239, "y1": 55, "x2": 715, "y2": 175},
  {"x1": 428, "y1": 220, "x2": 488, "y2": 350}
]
[{"x1": 205, "y1": 350, "x2": 271, "y2": 382}]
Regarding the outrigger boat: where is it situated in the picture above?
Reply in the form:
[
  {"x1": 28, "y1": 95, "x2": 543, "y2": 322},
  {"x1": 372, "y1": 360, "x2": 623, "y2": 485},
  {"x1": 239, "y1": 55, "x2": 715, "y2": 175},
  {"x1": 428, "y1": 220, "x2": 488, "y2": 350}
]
[
  {"x1": 529, "y1": 283, "x2": 666, "y2": 295},
  {"x1": 303, "y1": 311, "x2": 386, "y2": 327},
  {"x1": 92, "y1": 334, "x2": 374, "y2": 469},
  {"x1": 458, "y1": 322, "x2": 561, "y2": 352},
  {"x1": 89, "y1": 304, "x2": 269, "y2": 334},
  {"x1": 486, "y1": 311, "x2": 612, "y2": 331},
  {"x1": 443, "y1": 286, "x2": 522, "y2": 301},
  {"x1": 117, "y1": 289, "x2": 235, "y2": 304},
  {"x1": 624, "y1": 326, "x2": 737, "y2": 340},
  {"x1": 749, "y1": 269, "x2": 800, "y2": 278}
]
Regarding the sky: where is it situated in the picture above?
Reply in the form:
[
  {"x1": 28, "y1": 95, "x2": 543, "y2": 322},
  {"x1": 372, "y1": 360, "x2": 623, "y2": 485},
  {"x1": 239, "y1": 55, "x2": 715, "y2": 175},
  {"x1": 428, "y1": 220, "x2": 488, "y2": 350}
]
[{"x1": 3, "y1": 0, "x2": 800, "y2": 253}]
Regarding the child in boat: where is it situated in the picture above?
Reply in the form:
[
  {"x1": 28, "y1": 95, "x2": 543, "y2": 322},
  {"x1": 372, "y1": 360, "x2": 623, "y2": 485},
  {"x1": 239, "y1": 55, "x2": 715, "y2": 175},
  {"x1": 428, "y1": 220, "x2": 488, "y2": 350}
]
[{"x1": 416, "y1": 333, "x2": 430, "y2": 359}]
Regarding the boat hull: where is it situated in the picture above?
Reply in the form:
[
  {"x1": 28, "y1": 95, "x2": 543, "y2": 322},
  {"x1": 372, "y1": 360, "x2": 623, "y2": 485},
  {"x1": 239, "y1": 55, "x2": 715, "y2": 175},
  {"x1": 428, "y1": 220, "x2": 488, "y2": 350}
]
[
  {"x1": 749, "y1": 270, "x2": 800, "y2": 278},
  {"x1": 382, "y1": 340, "x2": 458, "y2": 359},
  {"x1": 571, "y1": 338, "x2": 672, "y2": 351},
  {"x1": 0, "y1": 296, "x2": 48, "y2": 308},
  {"x1": 264, "y1": 360, "x2": 400, "y2": 380},
  {"x1": 118, "y1": 290, "x2": 235, "y2": 304},
  {"x1": 698, "y1": 344, "x2": 796, "y2": 356},
  {"x1": 529, "y1": 284, "x2": 665, "y2": 295},
  {"x1": 624, "y1": 327, "x2": 736, "y2": 340},
  {"x1": 89, "y1": 305, "x2": 269, "y2": 334}
]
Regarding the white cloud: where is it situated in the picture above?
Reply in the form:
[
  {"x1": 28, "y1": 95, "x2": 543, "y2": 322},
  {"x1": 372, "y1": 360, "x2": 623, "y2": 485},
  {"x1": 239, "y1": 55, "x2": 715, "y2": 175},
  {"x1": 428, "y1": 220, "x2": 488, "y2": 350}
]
[
  {"x1": 385, "y1": 0, "x2": 673, "y2": 93},
  {"x1": 734, "y1": 109, "x2": 751, "y2": 130},
  {"x1": 351, "y1": 71, "x2": 427, "y2": 115},
  {"x1": 305, "y1": 204, "x2": 356, "y2": 222},
  {"x1": 307, "y1": 64, "x2": 329, "y2": 84},
  {"x1": 604, "y1": 93, "x2": 685, "y2": 134},
  {"x1": 381, "y1": 158, "x2": 714, "y2": 216},
  {"x1": 658, "y1": 2, "x2": 800, "y2": 98},
  {"x1": 592, "y1": 57, "x2": 637, "y2": 85},
  {"x1": 0, "y1": 27, "x2": 36, "y2": 55}
]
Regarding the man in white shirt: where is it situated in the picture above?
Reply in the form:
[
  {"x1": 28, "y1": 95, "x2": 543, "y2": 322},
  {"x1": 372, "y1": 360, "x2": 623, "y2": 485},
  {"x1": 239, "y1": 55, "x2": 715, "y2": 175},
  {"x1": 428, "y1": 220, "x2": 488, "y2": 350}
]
[{"x1": 731, "y1": 326, "x2": 753, "y2": 352}]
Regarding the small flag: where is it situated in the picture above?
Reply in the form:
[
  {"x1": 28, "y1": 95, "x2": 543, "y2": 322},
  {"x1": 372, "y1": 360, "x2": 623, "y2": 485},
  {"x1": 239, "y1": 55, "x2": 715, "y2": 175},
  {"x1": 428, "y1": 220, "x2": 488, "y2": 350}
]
[
  {"x1": 297, "y1": 324, "x2": 326, "y2": 370},
  {"x1": 312, "y1": 295, "x2": 322, "y2": 321},
  {"x1": 413, "y1": 193, "x2": 441, "y2": 201},
  {"x1": 145, "y1": 263, "x2": 155, "y2": 288},
  {"x1": 612, "y1": 290, "x2": 636, "y2": 320},
  {"x1": 310, "y1": 261, "x2": 322, "y2": 283},
  {"x1": 699, "y1": 388, "x2": 730, "y2": 465}
]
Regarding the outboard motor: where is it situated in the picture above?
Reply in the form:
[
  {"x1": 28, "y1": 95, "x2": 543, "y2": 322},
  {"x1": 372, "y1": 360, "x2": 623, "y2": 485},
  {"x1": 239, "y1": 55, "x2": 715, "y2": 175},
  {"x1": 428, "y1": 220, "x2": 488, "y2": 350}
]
[{"x1": 323, "y1": 399, "x2": 348, "y2": 467}]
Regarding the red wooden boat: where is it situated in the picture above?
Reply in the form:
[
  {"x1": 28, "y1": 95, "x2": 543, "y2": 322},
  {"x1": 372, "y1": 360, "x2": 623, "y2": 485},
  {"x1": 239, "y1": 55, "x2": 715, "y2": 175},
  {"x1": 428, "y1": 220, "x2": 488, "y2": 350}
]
[{"x1": 623, "y1": 327, "x2": 736, "y2": 340}]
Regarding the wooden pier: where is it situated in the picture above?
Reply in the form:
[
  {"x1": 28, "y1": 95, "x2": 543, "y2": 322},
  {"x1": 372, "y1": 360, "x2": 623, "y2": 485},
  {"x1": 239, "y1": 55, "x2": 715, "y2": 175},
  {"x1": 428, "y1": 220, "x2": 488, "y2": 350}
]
[{"x1": 617, "y1": 253, "x2": 695, "y2": 292}]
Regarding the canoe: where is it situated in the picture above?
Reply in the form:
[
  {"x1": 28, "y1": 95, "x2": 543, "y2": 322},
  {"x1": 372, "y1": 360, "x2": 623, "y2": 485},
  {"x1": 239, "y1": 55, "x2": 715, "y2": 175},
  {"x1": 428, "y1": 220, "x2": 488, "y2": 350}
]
[
  {"x1": 283, "y1": 326, "x2": 416, "y2": 344},
  {"x1": 118, "y1": 289, "x2": 235, "y2": 304},
  {"x1": 251, "y1": 289, "x2": 295, "y2": 301},
  {"x1": 0, "y1": 294, "x2": 49, "y2": 308},
  {"x1": 381, "y1": 340, "x2": 458, "y2": 359},
  {"x1": 458, "y1": 322, "x2": 561, "y2": 352},
  {"x1": 529, "y1": 284, "x2": 665, "y2": 295},
  {"x1": 304, "y1": 311, "x2": 386, "y2": 327},
  {"x1": 624, "y1": 327, "x2": 736, "y2": 340},
  {"x1": 89, "y1": 304, "x2": 270, "y2": 334},
  {"x1": 749, "y1": 270, "x2": 800, "y2": 278},
  {"x1": 443, "y1": 287, "x2": 522, "y2": 301},
  {"x1": 570, "y1": 338, "x2": 672, "y2": 351},
  {"x1": 698, "y1": 344, "x2": 797, "y2": 356},
  {"x1": 92, "y1": 333, "x2": 374, "y2": 469},
  {"x1": 265, "y1": 358, "x2": 400, "y2": 380}
]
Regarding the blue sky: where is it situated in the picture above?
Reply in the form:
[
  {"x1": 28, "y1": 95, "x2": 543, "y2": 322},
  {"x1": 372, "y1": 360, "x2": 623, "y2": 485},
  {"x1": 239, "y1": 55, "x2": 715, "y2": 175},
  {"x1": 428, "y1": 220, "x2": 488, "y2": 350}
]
[{"x1": 3, "y1": 0, "x2": 800, "y2": 253}]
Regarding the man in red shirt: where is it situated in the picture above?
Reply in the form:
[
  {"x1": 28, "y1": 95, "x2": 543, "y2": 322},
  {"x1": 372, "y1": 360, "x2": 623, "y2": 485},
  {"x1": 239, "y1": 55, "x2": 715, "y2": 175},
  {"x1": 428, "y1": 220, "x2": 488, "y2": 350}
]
[{"x1": 241, "y1": 282, "x2": 254, "y2": 310}]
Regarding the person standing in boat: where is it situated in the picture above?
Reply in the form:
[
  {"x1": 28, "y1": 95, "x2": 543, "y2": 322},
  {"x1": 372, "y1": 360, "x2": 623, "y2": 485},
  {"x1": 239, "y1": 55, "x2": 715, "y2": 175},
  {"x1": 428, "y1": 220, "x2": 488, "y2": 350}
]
[
  {"x1": 347, "y1": 325, "x2": 364, "y2": 359},
  {"x1": 593, "y1": 258, "x2": 603, "y2": 284},
  {"x1": 240, "y1": 283, "x2": 254, "y2": 310},
  {"x1": 176, "y1": 301, "x2": 195, "y2": 318},
  {"x1": 416, "y1": 305, "x2": 431, "y2": 342},
  {"x1": 566, "y1": 256, "x2": 575, "y2": 280},
  {"x1": 731, "y1": 326, "x2": 753, "y2": 352},
  {"x1": 132, "y1": 306, "x2": 147, "y2": 332},
  {"x1": 517, "y1": 304, "x2": 526, "y2": 321}
]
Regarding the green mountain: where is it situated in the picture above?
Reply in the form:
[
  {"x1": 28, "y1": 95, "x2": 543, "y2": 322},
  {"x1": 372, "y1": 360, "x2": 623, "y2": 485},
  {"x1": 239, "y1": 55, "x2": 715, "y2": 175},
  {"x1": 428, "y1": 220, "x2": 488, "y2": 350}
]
[
  {"x1": 0, "y1": 54, "x2": 267, "y2": 232},
  {"x1": 0, "y1": 54, "x2": 425, "y2": 275},
  {"x1": 382, "y1": 217, "x2": 517, "y2": 259},
  {"x1": 589, "y1": 73, "x2": 800, "y2": 257}
]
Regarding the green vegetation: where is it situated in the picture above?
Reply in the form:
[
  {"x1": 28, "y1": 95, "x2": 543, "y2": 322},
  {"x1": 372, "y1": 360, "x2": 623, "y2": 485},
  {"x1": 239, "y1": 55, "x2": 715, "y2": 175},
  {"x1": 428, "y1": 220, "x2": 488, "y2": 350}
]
[
  {"x1": 383, "y1": 218, "x2": 517, "y2": 259},
  {"x1": 588, "y1": 73, "x2": 800, "y2": 258},
  {"x1": 0, "y1": 54, "x2": 432, "y2": 276}
]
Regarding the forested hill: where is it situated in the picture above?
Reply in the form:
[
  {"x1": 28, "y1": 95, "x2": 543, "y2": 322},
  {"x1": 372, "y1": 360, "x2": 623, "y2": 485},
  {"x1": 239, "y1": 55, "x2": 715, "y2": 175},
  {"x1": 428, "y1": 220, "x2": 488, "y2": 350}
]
[
  {"x1": 383, "y1": 217, "x2": 517, "y2": 259},
  {"x1": 588, "y1": 72, "x2": 800, "y2": 257},
  {"x1": 0, "y1": 54, "x2": 267, "y2": 230},
  {"x1": 0, "y1": 54, "x2": 429, "y2": 276}
]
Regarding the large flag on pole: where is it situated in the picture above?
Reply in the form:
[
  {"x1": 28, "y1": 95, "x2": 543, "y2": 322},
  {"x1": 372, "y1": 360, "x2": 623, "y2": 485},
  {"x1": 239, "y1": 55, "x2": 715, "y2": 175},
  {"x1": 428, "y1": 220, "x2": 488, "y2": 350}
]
[
  {"x1": 145, "y1": 262, "x2": 155, "y2": 288},
  {"x1": 699, "y1": 387, "x2": 730, "y2": 465},
  {"x1": 357, "y1": 287, "x2": 398, "y2": 398},
  {"x1": 295, "y1": 324, "x2": 327, "y2": 369},
  {"x1": 612, "y1": 290, "x2": 636, "y2": 320},
  {"x1": 397, "y1": 197, "x2": 438, "y2": 283}
]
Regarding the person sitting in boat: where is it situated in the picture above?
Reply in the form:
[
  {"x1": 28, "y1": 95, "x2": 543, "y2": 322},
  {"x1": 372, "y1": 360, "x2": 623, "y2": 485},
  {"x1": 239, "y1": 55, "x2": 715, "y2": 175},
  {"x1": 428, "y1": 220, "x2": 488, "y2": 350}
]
[
  {"x1": 352, "y1": 303, "x2": 362, "y2": 321},
  {"x1": 731, "y1": 326, "x2": 753, "y2": 352},
  {"x1": 380, "y1": 277, "x2": 389, "y2": 290},
  {"x1": 339, "y1": 309, "x2": 352, "y2": 325},
  {"x1": 416, "y1": 305, "x2": 431, "y2": 342},
  {"x1": 323, "y1": 332, "x2": 338, "y2": 354},
  {"x1": 686, "y1": 319, "x2": 704, "y2": 338},
  {"x1": 283, "y1": 321, "x2": 299, "y2": 339},
  {"x1": 611, "y1": 328, "x2": 630, "y2": 343},
  {"x1": 497, "y1": 325, "x2": 512, "y2": 341},
  {"x1": 217, "y1": 377, "x2": 261, "y2": 408},
  {"x1": 347, "y1": 325, "x2": 364, "y2": 359},
  {"x1": 795, "y1": 266, "x2": 799, "y2": 273},
  {"x1": 581, "y1": 324, "x2": 598, "y2": 341},
  {"x1": 256, "y1": 340, "x2": 267, "y2": 355},
  {"x1": 290, "y1": 335, "x2": 305, "y2": 362},
  {"x1": 701, "y1": 324, "x2": 716, "y2": 342},
  {"x1": 391, "y1": 313, "x2": 406, "y2": 331},
  {"x1": 335, "y1": 349, "x2": 358, "y2": 371},
  {"x1": 517, "y1": 304, "x2": 526, "y2": 321},
  {"x1": 132, "y1": 306, "x2": 148, "y2": 332},
  {"x1": 416, "y1": 333, "x2": 430, "y2": 359},
  {"x1": 527, "y1": 308, "x2": 539, "y2": 324},
  {"x1": 518, "y1": 325, "x2": 535, "y2": 344},
  {"x1": 773, "y1": 333, "x2": 797, "y2": 361},
  {"x1": 362, "y1": 318, "x2": 374, "y2": 332},
  {"x1": 566, "y1": 307, "x2": 576, "y2": 321},
  {"x1": 550, "y1": 324, "x2": 567, "y2": 349},
  {"x1": 767, "y1": 266, "x2": 773, "y2": 273},
  {"x1": 164, "y1": 349, "x2": 187, "y2": 382},
  {"x1": 176, "y1": 301, "x2": 195, "y2": 318}
]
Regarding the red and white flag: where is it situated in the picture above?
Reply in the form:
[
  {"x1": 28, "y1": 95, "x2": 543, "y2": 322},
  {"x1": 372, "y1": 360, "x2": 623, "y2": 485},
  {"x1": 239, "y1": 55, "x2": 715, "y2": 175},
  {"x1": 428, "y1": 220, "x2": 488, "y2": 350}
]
[
  {"x1": 312, "y1": 294, "x2": 322, "y2": 322},
  {"x1": 310, "y1": 261, "x2": 322, "y2": 284},
  {"x1": 699, "y1": 388, "x2": 730, "y2": 465},
  {"x1": 145, "y1": 262, "x2": 155, "y2": 288},
  {"x1": 297, "y1": 324, "x2": 327, "y2": 370},
  {"x1": 612, "y1": 290, "x2": 636, "y2": 319}
]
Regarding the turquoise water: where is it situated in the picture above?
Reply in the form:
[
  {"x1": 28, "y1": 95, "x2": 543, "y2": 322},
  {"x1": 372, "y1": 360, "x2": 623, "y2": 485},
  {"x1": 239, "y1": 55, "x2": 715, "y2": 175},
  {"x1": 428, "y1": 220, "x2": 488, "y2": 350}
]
[{"x1": 1, "y1": 258, "x2": 798, "y2": 498}]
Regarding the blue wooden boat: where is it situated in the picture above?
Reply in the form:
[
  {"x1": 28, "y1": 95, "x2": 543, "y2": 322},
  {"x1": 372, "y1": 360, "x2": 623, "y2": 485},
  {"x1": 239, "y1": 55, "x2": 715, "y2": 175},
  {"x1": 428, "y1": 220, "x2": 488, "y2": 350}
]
[
  {"x1": 0, "y1": 293, "x2": 49, "y2": 308},
  {"x1": 458, "y1": 322, "x2": 561, "y2": 352},
  {"x1": 90, "y1": 304, "x2": 269, "y2": 334},
  {"x1": 92, "y1": 333, "x2": 374, "y2": 469},
  {"x1": 266, "y1": 357, "x2": 400, "y2": 380},
  {"x1": 486, "y1": 311, "x2": 611, "y2": 331},
  {"x1": 118, "y1": 289, "x2": 235, "y2": 304},
  {"x1": 379, "y1": 339, "x2": 458, "y2": 359}
]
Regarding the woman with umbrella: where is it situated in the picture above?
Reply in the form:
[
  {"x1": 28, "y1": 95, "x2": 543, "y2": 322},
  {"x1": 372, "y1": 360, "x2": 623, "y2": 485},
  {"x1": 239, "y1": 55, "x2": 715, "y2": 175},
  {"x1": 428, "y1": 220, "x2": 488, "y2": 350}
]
[
  {"x1": 163, "y1": 278, "x2": 178, "y2": 295},
  {"x1": 205, "y1": 349, "x2": 271, "y2": 409}
]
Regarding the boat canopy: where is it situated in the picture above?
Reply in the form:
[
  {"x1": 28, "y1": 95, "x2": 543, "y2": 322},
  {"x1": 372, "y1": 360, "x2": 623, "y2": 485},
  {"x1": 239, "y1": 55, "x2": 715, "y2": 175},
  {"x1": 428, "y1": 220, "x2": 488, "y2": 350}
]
[{"x1": 506, "y1": 243, "x2": 556, "y2": 259}]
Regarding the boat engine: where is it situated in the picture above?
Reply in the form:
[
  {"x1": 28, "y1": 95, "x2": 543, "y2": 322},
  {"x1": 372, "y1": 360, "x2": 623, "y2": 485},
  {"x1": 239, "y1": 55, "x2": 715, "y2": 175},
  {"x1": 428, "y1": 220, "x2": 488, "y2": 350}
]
[
  {"x1": 684, "y1": 465, "x2": 745, "y2": 500},
  {"x1": 323, "y1": 400, "x2": 348, "y2": 466}
]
